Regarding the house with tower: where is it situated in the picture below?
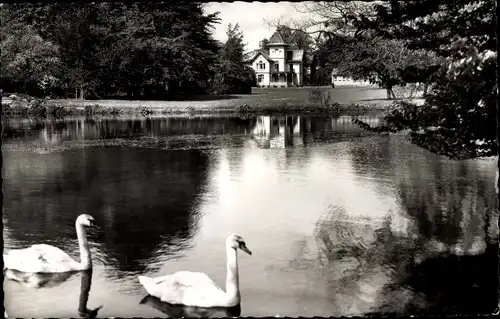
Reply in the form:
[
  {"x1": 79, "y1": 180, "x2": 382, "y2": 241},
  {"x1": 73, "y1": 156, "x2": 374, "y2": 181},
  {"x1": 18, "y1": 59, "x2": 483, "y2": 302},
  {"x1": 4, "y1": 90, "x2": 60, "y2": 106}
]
[{"x1": 243, "y1": 30, "x2": 304, "y2": 87}]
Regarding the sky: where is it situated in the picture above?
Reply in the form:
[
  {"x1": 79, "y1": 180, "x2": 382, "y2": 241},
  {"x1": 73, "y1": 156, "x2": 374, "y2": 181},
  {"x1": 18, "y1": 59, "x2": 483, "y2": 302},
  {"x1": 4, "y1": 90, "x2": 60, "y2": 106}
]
[{"x1": 204, "y1": 2, "x2": 318, "y2": 52}]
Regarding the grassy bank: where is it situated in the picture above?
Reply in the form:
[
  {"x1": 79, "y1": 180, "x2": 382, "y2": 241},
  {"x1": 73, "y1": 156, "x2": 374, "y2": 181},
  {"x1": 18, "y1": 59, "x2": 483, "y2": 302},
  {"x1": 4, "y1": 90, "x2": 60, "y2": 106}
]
[
  {"x1": 1, "y1": 99, "x2": 390, "y2": 118},
  {"x1": 1, "y1": 87, "x2": 424, "y2": 118}
]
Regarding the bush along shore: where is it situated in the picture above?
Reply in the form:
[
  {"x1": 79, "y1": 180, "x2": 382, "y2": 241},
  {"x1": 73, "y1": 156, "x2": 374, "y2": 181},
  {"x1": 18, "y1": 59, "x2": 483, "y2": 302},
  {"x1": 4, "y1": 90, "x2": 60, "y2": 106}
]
[{"x1": 1, "y1": 94, "x2": 387, "y2": 119}]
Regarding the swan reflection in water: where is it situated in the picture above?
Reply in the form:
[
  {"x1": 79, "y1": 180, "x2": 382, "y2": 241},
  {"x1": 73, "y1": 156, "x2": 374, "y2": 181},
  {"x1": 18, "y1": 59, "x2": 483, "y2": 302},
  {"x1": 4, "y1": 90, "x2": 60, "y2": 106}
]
[
  {"x1": 139, "y1": 295, "x2": 241, "y2": 318},
  {"x1": 4, "y1": 269, "x2": 102, "y2": 318}
]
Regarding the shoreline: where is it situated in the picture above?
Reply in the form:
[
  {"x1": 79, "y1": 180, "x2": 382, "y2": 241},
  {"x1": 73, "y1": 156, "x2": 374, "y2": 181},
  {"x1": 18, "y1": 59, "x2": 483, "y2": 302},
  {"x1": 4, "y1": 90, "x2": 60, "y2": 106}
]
[
  {"x1": 1, "y1": 87, "x2": 425, "y2": 119},
  {"x1": 2, "y1": 98, "x2": 424, "y2": 119},
  {"x1": 2, "y1": 102, "x2": 389, "y2": 118}
]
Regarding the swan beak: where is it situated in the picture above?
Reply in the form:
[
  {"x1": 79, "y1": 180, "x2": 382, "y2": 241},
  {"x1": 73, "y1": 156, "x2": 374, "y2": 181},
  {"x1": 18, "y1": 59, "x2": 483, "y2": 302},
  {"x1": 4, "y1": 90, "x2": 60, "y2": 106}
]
[
  {"x1": 240, "y1": 244, "x2": 252, "y2": 255},
  {"x1": 89, "y1": 220, "x2": 100, "y2": 230}
]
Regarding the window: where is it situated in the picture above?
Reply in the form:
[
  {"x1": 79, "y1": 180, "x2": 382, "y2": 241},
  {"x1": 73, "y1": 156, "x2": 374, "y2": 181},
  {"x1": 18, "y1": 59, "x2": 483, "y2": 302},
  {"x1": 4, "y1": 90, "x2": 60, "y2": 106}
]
[
  {"x1": 275, "y1": 63, "x2": 279, "y2": 71},
  {"x1": 287, "y1": 51, "x2": 293, "y2": 60},
  {"x1": 258, "y1": 62, "x2": 265, "y2": 70},
  {"x1": 289, "y1": 64, "x2": 294, "y2": 72},
  {"x1": 258, "y1": 74, "x2": 264, "y2": 83}
]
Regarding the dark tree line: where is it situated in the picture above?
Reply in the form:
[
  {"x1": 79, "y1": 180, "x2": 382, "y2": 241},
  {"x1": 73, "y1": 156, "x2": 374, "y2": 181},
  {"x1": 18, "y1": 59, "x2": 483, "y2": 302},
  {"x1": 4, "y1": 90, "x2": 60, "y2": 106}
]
[{"x1": 0, "y1": 3, "x2": 255, "y2": 100}]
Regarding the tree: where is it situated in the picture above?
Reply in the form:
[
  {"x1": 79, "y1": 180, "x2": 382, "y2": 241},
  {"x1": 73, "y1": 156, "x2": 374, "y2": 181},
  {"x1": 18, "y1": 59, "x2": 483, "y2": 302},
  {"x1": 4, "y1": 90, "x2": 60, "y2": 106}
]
[
  {"x1": 212, "y1": 23, "x2": 255, "y2": 94},
  {"x1": 0, "y1": 3, "x2": 222, "y2": 99},
  {"x1": 312, "y1": 32, "x2": 351, "y2": 86},
  {"x1": 292, "y1": 1, "x2": 496, "y2": 159},
  {"x1": 259, "y1": 38, "x2": 269, "y2": 49},
  {"x1": 338, "y1": 37, "x2": 441, "y2": 98},
  {"x1": 354, "y1": 0, "x2": 497, "y2": 159},
  {"x1": 292, "y1": 2, "x2": 443, "y2": 94},
  {"x1": 0, "y1": 21, "x2": 61, "y2": 95}
]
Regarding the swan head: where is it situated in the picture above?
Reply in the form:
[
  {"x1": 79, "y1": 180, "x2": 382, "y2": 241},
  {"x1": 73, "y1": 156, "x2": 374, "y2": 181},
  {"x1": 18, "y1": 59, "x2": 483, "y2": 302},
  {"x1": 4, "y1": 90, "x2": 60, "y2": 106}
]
[
  {"x1": 226, "y1": 234, "x2": 252, "y2": 255},
  {"x1": 76, "y1": 214, "x2": 99, "y2": 229}
]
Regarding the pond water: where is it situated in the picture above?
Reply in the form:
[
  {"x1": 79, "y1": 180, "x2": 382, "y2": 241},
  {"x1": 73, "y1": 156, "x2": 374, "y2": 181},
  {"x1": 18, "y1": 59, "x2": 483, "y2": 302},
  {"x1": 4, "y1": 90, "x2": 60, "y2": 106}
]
[{"x1": 3, "y1": 115, "x2": 498, "y2": 317}]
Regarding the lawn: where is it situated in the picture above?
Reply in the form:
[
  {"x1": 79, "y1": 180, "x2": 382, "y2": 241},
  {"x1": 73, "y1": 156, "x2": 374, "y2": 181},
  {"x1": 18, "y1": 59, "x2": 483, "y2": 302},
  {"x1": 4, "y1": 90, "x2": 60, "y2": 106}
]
[{"x1": 2, "y1": 86, "x2": 425, "y2": 117}]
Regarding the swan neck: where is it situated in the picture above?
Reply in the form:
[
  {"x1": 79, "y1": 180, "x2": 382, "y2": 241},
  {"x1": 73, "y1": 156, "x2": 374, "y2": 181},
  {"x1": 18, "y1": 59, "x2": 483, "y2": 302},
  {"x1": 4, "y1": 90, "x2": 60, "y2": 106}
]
[
  {"x1": 225, "y1": 247, "x2": 240, "y2": 302},
  {"x1": 76, "y1": 222, "x2": 92, "y2": 270}
]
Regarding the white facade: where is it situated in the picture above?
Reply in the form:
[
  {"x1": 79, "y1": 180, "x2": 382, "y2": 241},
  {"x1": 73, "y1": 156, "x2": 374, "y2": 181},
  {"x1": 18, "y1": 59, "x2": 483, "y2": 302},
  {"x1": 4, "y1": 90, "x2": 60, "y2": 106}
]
[{"x1": 244, "y1": 30, "x2": 304, "y2": 87}]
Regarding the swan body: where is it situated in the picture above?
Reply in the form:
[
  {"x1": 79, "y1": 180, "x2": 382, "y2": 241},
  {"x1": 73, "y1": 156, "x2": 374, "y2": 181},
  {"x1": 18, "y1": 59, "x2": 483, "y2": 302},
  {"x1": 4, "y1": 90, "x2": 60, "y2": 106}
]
[
  {"x1": 3, "y1": 214, "x2": 98, "y2": 273},
  {"x1": 138, "y1": 234, "x2": 252, "y2": 308}
]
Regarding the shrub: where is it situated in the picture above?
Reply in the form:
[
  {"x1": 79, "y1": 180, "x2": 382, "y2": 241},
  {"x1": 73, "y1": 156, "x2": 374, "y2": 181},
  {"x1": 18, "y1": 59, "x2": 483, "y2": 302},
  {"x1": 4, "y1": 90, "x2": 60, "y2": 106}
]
[
  {"x1": 277, "y1": 102, "x2": 290, "y2": 114},
  {"x1": 235, "y1": 103, "x2": 252, "y2": 113},
  {"x1": 350, "y1": 103, "x2": 370, "y2": 117},
  {"x1": 28, "y1": 99, "x2": 47, "y2": 116},
  {"x1": 140, "y1": 107, "x2": 153, "y2": 116},
  {"x1": 185, "y1": 106, "x2": 195, "y2": 114},
  {"x1": 161, "y1": 107, "x2": 174, "y2": 114},
  {"x1": 109, "y1": 107, "x2": 122, "y2": 115},
  {"x1": 325, "y1": 102, "x2": 341, "y2": 117},
  {"x1": 85, "y1": 104, "x2": 104, "y2": 116},
  {"x1": 46, "y1": 102, "x2": 65, "y2": 117}
]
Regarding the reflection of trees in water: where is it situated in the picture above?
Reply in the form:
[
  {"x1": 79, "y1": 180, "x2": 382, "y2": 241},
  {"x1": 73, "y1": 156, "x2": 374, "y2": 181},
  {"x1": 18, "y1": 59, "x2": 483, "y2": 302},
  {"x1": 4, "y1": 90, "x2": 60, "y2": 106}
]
[
  {"x1": 348, "y1": 133, "x2": 498, "y2": 252},
  {"x1": 346, "y1": 134, "x2": 498, "y2": 314},
  {"x1": 300, "y1": 116, "x2": 383, "y2": 146},
  {"x1": 347, "y1": 134, "x2": 393, "y2": 183},
  {"x1": 313, "y1": 205, "x2": 427, "y2": 315},
  {"x1": 2, "y1": 118, "x2": 46, "y2": 140},
  {"x1": 4, "y1": 115, "x2": 386, "y2": 153},
  {"x1": 3, "y1": 116, "x2": 258, "y2": 144},
  {"x1": 392, "y1": 154, "x2": 498, "y2": 314},
  {"x1": 3, "y1": 147, "x2": 211, "y2": 277},
  {"x1": 390, "y1": 133, "x2": 497, "y2": 249}
]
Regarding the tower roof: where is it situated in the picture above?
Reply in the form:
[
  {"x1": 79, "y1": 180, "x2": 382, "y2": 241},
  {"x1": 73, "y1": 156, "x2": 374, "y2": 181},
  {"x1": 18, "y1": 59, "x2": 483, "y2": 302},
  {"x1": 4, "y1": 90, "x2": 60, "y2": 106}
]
[{"x1": 267, "y1": 31, "x2": 288, "y2": 46}]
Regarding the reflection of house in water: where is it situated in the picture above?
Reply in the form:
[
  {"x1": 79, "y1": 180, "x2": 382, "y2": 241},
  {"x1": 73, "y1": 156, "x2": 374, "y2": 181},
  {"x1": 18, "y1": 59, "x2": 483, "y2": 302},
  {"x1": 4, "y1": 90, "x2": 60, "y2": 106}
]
[
  {"x1": 248, "y1": 115, "x2": 385, "y2": 149},
  {"x1": 250, "y1": 116, "x2": 303, "y2": 148},
  {"x1": 39, "y1": 119, "x2": 87, "y2": 145}
]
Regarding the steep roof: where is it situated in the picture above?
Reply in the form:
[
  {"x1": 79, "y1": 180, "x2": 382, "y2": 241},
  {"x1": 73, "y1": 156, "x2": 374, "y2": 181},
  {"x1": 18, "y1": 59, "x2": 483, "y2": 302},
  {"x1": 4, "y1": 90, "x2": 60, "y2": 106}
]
[
  {"x1": 243, "y1": 50, "x2": 274, "y2": 63},
  {"x1": 268, "y1": 31, "x2": 288, "y2": 46}
]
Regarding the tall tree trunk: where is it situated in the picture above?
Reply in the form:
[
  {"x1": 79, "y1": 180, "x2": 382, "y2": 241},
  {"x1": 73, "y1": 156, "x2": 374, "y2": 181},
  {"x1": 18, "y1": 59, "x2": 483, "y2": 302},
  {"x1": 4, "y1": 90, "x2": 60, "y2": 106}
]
[{"x1": 386, "y1": 85, "x2": 395, "y2": 99}]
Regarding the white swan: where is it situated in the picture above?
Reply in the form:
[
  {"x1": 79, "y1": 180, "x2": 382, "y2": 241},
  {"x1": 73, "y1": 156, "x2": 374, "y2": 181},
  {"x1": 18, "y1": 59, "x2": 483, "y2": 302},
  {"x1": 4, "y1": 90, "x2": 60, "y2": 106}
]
[
  {"x1": 3, "y1": 214, "x2": 99, "y2": 273},
  {"x1": 138, "y1": 234, "x2": 252, "y2": 308}
]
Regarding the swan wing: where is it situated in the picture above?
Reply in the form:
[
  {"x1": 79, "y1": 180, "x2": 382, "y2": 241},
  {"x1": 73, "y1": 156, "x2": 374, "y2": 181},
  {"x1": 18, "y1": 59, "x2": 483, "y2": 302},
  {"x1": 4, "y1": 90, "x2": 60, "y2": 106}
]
[
  {"x1": 4, "y1": 244, "x2": 79, "y2": 273},
  {"x1": 139, "y1": 271, "x2": 226, "y2": 307}
]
